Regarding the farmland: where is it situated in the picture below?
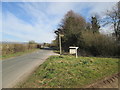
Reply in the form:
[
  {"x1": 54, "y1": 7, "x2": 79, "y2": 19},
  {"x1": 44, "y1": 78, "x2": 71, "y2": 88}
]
[{"x1": 1, "y1": 43, "x2": 40, "y2": 60}]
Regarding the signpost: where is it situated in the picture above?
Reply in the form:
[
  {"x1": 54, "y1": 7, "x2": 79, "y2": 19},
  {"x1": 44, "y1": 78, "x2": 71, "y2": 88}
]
[
  {"x1": 54, "y1": 28, "x2": 64, "y2": 55},
  {"x1": 69, "y1": 46, "x2": 79, "y2": 58},
  {"x1": 59, "y1": 34, "x2": 64, "y2": 55}
]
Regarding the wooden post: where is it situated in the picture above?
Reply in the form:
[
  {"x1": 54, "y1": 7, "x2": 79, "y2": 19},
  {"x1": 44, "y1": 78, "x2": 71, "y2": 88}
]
[
  {"x1": 76, "y1": 49, "x2": 78, "y2": 58},
  {"x1": 59, "y1": 34, "x2": 62, "y2": 55}
]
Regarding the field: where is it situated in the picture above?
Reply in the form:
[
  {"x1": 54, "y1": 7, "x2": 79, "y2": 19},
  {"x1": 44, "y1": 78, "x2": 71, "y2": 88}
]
[
  {"x1": 1, "y1": 43, "x2": 40, "y2": 60},
  {"x1": 17, "y1": 55, "x2": 119, "y2": 88},
  {"x1": 1, "y1": 49, "x2": 39, "y2": 60}
]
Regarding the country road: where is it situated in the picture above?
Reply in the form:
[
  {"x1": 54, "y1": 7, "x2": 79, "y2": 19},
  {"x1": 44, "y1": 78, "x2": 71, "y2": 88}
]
[{"x1": 1, "y1": 49, "x2": 56, "y2": 88}]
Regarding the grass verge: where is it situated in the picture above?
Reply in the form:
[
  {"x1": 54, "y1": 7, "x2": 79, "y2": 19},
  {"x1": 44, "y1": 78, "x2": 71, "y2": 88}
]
[
  {"x1": 17, "y1": 55, "x2": 119, "y2": 88},
  {"x1": 1, "y1": 49, "x2": 39, "y2": 60}
]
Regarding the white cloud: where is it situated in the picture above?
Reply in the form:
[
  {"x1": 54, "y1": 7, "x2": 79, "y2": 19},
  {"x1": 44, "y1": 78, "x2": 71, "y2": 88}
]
[
  {"x1": 100, "y1": 25, "x2": 114, "y2": 35},
  {"x1": 2, "y1": 0, "x2": 120, "y2": 2},
  {"x1": 2, "y1": 2, "x2": 117, "y2": 43},
  {"x1": 0, "y1": 2, "x2": 2, "y2": 41},
  {"x1": 3, "y1": 12, "x2": 55, "y2": 43},
  {"x1": 89, "y1": 2, "x2": 117, "y2": 16},
  {"x1": 46, "y1": 3, "x2": 76, "y2": 16},
  {"x1": 19, "y1": 2, "x2": 63, "y2": 30}
]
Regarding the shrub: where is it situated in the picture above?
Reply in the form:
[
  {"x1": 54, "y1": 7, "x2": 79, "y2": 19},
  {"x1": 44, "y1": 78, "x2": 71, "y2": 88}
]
[
  {"x1": 81, "y1": 31, "x2": 118, "y2": 57},
  {"x1": 2, "y1": 43, "x2": 38, "y2": 56}
]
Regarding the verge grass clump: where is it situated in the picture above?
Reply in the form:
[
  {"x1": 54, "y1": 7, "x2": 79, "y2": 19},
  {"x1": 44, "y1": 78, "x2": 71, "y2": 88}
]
[{"x1": 17, "y1": 55, "x2": 119, "y2": 88}]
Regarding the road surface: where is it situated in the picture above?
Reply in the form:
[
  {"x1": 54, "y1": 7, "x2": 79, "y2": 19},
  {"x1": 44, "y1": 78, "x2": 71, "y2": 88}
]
[{"x1": 2, "y1": 49, "x2": 56, "y2": 88}]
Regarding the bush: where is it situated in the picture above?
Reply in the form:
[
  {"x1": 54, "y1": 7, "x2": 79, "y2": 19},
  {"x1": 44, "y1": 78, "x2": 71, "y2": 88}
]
[
  {"x1": 2, "y1": 44, "x2": 14, "y2": 55},
  {"x1": 81, "y1": 31, "x2": 119, "y2": 57},
  {"x1": 2, "y1": 43, "x2": 39, "y2": 56}
]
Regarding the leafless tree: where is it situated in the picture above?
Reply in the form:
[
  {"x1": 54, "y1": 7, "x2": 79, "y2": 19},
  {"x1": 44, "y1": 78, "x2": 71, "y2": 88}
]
[{"x1": 105, "y1": 2, "x2": 120, "y2": 41}]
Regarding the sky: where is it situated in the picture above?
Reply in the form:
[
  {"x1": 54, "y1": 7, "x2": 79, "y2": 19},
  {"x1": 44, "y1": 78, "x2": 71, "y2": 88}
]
[{"x1": 1, "y1": 1, "x2": 118, "y2": 43}]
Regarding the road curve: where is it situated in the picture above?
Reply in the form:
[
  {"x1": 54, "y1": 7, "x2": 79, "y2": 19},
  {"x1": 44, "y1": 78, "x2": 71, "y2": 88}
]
[{"x1": 2, "y1": 49, "x2": 56, "y2": 88}]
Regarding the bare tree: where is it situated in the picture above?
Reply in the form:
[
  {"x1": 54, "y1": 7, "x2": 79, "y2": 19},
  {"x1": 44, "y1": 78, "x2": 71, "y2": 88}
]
[{"x1": 105, "y1": 2, "x2": 120, "y2": 41}]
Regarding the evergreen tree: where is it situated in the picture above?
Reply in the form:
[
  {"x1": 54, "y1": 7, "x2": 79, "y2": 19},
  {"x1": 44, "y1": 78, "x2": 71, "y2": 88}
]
[{"x1": 91, "y1": 16, "x2": 100, "y2": 33}]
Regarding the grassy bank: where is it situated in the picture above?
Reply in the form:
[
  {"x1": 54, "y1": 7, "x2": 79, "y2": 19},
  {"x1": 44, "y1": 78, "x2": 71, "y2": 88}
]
[
  {"x1": 17, "y1": 55, "x2": 119, "y2": 88},
  {"x1": 1, "y1": 49, "x2": 39, "y2": 60}
]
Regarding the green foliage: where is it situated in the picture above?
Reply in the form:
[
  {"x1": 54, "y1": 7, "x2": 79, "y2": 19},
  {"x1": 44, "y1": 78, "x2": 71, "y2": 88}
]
[
  {"x1": 55, "y1": 10, "x2": 86, "y2": 51},
  {"x1": 81, "y1": 31, "x2": 119, "y2": 57},
  {"x1": 53, "y1": 10, "x2": 120, "y2": 57},
  {"x1": 17, "y1": 55, "x2": 119, "y2": 88},
  {"x1": 28, "y1": 40, "x2": 36, "y2": 44},
  {"x1": 91, "y1": 16, "x2": 100, "y2": 33}
]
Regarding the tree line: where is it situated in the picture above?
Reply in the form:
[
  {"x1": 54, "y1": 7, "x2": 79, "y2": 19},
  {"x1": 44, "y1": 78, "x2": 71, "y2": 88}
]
[{"x1": 52, "y1": 2, "x2": 120, "y2": 57}]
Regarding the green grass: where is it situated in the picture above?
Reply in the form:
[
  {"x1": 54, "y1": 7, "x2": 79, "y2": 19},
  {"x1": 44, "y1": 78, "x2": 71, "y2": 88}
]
[
  {"x1": 53, "y1": 50, "x2": 60, "y2": 54},
  {"x1": 1, "y1": 49, "x2": 39, "y2": 60},
  {"x1": 17, "y1": 55, "x2": 119, "y2": 88}
]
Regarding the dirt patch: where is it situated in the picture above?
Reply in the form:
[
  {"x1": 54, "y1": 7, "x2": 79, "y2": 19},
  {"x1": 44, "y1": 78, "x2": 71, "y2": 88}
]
[{"x1": 86, "y1": 72, "x2": 120, "y2": 88}]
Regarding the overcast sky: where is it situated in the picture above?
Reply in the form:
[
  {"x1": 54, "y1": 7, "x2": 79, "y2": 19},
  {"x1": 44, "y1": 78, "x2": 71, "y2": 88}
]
[{"x1": 1, "y1": 1, "x2": 117, "y2": 43}]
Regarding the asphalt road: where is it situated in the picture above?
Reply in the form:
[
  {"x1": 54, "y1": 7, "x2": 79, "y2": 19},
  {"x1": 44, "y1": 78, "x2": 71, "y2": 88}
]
[{"x1": 2, "y1": 49, "x2": 56, "y2": 88}]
